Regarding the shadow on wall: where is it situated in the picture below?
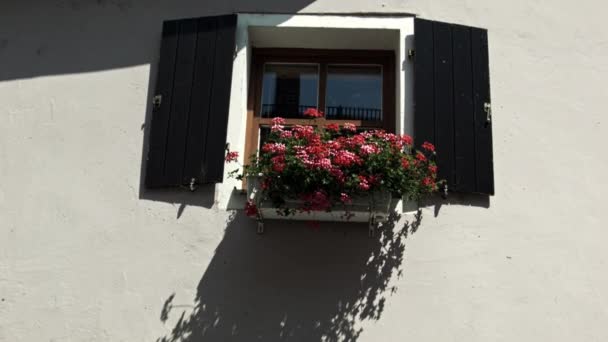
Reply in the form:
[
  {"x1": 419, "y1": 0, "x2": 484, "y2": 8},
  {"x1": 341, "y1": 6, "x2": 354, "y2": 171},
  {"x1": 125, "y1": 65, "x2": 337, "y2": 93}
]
[
  {"x1": 0, "y1": 0, "x2": 318, "y2": 81},
  {"x1": 423, "y1": 193, "x2": 491, "y2": 218},
  {"x1": 156, "y1": 210, "x2": 422, "y2": 342},
  {"x1": 0, "y1": 0, "x2": 318, "y2": 213}
]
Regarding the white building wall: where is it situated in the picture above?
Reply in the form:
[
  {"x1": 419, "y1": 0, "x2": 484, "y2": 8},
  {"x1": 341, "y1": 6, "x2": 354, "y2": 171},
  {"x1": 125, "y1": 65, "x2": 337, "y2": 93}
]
[{"x1": 1, "y1": 1, "x2": 607, "y2": 341}]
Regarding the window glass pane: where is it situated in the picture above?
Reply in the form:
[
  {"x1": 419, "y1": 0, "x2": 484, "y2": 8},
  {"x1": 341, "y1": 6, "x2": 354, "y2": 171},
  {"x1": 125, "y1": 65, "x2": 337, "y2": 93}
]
[
  {"x1": 260, "y1": 64, "x2": 319, "y2": 118},
  {"x1": 325, "y1": 65, "x2": 382, "y2": 121}
]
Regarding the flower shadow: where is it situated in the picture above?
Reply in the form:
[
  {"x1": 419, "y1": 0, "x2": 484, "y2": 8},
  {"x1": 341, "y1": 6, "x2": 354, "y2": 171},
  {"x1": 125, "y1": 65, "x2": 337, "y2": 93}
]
[{"x1": 156, "y1": 209, "x2": 422, "y2": 342}]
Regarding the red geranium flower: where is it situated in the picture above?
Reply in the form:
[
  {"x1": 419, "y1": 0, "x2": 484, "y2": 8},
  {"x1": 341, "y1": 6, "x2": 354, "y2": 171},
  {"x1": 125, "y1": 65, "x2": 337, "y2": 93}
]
[
  {"x1": 244, "y1": 200, "x2": 258, "y2": 217},
  {"x1": 293, "y1": 125, "x2": 315, "y2": 139},
  {"x1": 326, "y1": 140, "x2": 342, "y2": 151},
  {"x1": 262, "y1": 143, "x2": 286, "y2": 154},
  {"x1": 401, "y1": 135, "x2": 413, "y2": 146},
  {"x1": 422, "y1": 177, "x2": 435, "y2": 188},
  {"x1": 333, "y1": 150, "x2": 361, "y2": 167},
  {"x1": 261, "y1": 178, "x2": 271, "y2": 190},
  {"x1": 326, "y1": 123, "x2": 340, "y2": 132},
  {"x1": 416, "y1": 152, "x2": 427, "y2": 162},
  {"x1": 343, "y1": 134, "x2": 365, "y2": 148},
  {"x1": 422, "y1": 141, "x2": 435, "y2": 152},
  {"x1": 303, "y1": 108, "x2": 323, "y2": 118},
  {"x1": 225, "y1": 151, "x2": 239, "y2": 162},
  {"x1": 428, "y1": 165, "x2": 438, "y2": 174},
  {"x1": 301, "y1": 190, "x2": 331, "y2": 211},
  {"x1": 329, "y1": 167, "x2": 345, "y2": 183},
  {"x1": 271, "y1": 155, "x2": 286, "y2": 172},
  {"x1": 272, "y1": 163, "x2": 285, "y2": 173},
  {"x1": 368, "y1": 175, "x2": 381, "y2": 185}
]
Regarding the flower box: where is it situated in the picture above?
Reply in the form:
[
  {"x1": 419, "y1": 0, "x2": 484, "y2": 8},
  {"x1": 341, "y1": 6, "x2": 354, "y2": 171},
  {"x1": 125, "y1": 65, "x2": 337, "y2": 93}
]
[
  {"x1": 225, "y1": 113, "x2": 440, "y2": 236},
  {"x1": 247, "y1": 176, "x2": 392, "y2": 236}
]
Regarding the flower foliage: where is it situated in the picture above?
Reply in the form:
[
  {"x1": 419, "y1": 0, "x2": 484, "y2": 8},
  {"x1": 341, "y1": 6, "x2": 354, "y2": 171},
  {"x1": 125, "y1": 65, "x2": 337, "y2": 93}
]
[{"x1": 226, "y1": 118, "x2": 441, "y2": 216}]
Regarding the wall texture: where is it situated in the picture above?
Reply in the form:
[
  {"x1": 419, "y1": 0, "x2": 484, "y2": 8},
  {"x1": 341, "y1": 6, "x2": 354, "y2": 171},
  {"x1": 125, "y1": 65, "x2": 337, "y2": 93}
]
[{"x1": 1, "y1": 0, "x2": 607, "y2": 341}]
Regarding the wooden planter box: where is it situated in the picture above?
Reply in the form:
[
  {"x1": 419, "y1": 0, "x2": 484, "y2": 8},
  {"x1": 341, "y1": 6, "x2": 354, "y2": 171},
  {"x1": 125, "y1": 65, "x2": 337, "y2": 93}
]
[{"x1": 247, "y1": 176, "x2": 393, "y2": 236}]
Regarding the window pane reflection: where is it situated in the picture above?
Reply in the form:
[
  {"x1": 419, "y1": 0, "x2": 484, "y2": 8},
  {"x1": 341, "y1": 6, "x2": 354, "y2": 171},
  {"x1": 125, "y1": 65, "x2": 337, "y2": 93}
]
[
  {"x1": 260, "y1": 64, "x2": 319, "y2": 118},
  {"x1": 325, "y1": 65, "x2": 382, "y2": 121}
]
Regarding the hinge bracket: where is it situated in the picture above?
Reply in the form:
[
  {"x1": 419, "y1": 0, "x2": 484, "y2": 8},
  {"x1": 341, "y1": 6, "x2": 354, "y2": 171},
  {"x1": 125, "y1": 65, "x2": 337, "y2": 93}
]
[
  {"x1": 484, "y1": 102, "x2": 492, "y2": 123},
  {"x1": 152, "y1": 95, "x2": 162, "y2": 110},
  {"x1": 407, "y1": 49, "x2": 416, "y2": 60}
]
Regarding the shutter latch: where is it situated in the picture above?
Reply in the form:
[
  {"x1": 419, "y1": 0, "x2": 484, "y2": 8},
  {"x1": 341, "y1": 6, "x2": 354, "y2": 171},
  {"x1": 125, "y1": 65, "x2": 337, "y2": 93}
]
[
  {"x1": 152, "y1": 95, "x2": 162, "y2": 110},
  {"x1": 189, "y1": 178, "x2": 197, "y2": 192},
  {"x1": 407, "y1": 49, "x2": 416, "y2": 60},
  {"x1": 484, "y1": 102, "x2": 492, "y2": 123}
]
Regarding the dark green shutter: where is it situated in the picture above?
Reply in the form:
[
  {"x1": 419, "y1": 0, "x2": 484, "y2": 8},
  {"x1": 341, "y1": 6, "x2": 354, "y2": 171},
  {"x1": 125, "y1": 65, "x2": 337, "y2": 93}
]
[
  {"x1": 145, "y1": 14, "x2": 237, "y2": 188},
  {"x1": 414, "y1": 18, "x2": 494, "y2": 195}
]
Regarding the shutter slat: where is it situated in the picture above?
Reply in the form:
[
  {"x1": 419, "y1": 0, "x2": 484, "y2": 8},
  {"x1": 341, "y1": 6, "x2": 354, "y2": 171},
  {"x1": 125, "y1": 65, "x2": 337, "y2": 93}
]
[
  {"x1": 413, "y1": 19, "x2": 435, "y2": 146},
  {"x1": 146, "y1": 20, "x2": 179, "y2": 187},
  {"x1": 471, "y1": 28, "x2": 494, "y2": 194},
  {"x1": 182, "y1": 17, "x2": 218, "y2": 184},
  {"x1": 452, "y1": 25, "x2": 476, "y2": 192},
  {"x1": 203, "y1": 14, "x2": 237, "y2": 183},
  {"x1": 433, "y1": 22, "x2": 455, "y2": 187},
  {"x1": 164, "y1": 19, "x2": 198, "y2": 185},
  {"x1": 414, "y1": 18, "x2": 494, "y2": 195}
]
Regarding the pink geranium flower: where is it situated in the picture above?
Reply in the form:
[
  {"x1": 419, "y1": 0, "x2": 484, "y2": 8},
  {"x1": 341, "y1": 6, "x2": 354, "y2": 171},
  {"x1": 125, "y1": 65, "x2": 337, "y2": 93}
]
[
  {"x1": 343, "y1": 123, "x2": 357, "y2": 132},
  {"x1": 358, "y1": 175, "x2": 371, "y2": 191},
  {"x1": 340, "y1": 193, "x2": 352, "y2": 204}
]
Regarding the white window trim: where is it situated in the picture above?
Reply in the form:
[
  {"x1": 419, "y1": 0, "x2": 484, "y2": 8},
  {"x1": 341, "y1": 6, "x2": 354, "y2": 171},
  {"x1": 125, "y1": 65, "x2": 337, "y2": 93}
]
[{"x1": 218, "y1": 13, "x2": 415, "y2": 210}]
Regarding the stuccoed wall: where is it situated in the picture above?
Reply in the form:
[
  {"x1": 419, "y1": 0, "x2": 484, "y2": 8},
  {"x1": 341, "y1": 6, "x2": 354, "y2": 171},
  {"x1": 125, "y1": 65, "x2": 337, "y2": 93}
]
[{"x1": 1, "y1": 0, "x2": 607, "y2": 341}]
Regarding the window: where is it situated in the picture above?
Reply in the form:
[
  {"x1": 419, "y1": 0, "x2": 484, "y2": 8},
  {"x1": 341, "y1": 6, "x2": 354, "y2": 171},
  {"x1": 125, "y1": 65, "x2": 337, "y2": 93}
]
[
  {"x1": 245, "y1": 48, "x2": 396, "y2": 159},
  {"x1": 145, "y1": 14, "x2": 494, "y2": 202}
]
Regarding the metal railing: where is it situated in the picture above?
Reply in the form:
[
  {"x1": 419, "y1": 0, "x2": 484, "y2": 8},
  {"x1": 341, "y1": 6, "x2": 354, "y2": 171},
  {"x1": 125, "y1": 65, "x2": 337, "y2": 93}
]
[
  {"x1": 325, "y1": 106, "x2": 382, "y2": 121},
  {"x1": 261, "y1": 104, "x2": 382, "y2": 121},
  {"x1": 261, "y1": 104, "x2": 314, "y2": 118}
]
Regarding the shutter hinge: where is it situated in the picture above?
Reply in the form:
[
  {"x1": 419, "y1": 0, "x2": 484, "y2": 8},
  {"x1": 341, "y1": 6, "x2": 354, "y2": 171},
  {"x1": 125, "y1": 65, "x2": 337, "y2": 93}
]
[
  {"x1": 407, "y1": 49, "x2": 415, "y2": 60},
  {"x1": 189, "y1": 178, "x2": 197, "y2": 192},
  {"x1": 152, "y1": 95, "x2": 162, "y2": 110},
  {"x1": 484, "y1": 102, "x2": 492, "y2": 123}
]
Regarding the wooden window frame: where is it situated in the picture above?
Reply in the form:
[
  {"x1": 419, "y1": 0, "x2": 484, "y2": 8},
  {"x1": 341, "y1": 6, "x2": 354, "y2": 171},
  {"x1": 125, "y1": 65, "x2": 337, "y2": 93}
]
[{"x1": 245, "y1": 48, "x2": 396, "y2": 163}]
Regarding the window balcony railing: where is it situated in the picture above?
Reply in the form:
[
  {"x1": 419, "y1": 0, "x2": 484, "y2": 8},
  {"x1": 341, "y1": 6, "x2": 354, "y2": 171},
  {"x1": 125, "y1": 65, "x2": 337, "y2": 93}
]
[
  {"x1": 261, "y1": 104, "x2": 382, "y2": 121},
  {"x1": 325, "y1": 106, "x2": 382, "y2": 121}
]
